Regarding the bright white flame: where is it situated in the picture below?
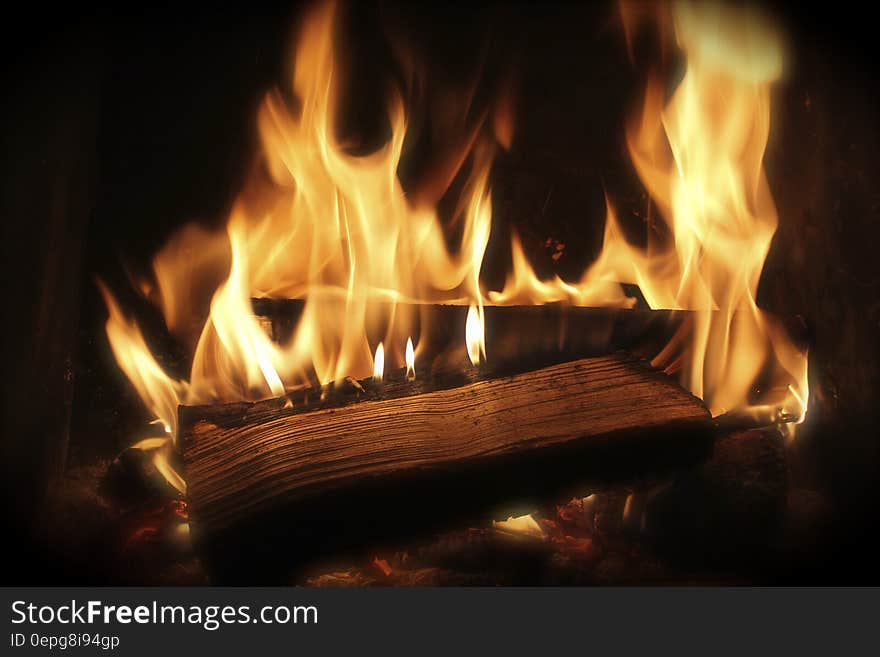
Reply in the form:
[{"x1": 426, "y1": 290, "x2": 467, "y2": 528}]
[
  {"x1": 466, "y1": 303, "x2": 485, "y2": 366},
  {"x1": 373, "y1": 342, "x2": 385, "y2": 381},
  {"x1": 788, "y1": 383, "x2": 807, "y2": 423},
  {"x1": 405, "y1": 337, "x2": 415, "y2": 381}
]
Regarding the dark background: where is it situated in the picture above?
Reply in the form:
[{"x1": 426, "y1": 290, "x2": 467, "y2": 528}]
[{"x1": 2, "y1": 0, "x2": 878, "y2": 583}]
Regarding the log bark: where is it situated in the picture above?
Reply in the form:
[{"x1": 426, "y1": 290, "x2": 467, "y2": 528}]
[{"x1": 181, "y1": 352, "x2": 714, "y2": 580}]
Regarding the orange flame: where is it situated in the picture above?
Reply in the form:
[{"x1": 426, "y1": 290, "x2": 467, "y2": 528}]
[
  {"x1": 620, "y1": 2, "x2": 808, "y2": 422},
  {"x1": 101, "y1": 0, "x2": 493, "y2": 416},
  {"x1": 493, "y1": 1, "x2": 808, "y2": 424},
  {"x1": 98, "y1": 281, "x2": 186, "y2": 437}
]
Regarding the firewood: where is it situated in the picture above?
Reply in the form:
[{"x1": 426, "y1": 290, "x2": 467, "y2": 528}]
[
  {"x1": 180, "y1": 352, "x2": 714, "y2": 580},
  {"x1": 249, "y1": 299, "x2": 809, "y2": 377},
  {"x1": 642, "y1": 426, "x2": 789, "y2": 563},
  {"x1": 250, "y1": 299, "x2": 690, "y2": 359}
]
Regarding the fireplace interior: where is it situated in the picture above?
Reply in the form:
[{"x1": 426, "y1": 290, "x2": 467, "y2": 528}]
[{"x1": 3, "y1": 0, "x2": 879, "y2": 585}]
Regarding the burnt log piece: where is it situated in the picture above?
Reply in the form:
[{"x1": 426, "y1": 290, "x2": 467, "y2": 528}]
[
  {"x1": 180, "y1": 352, "x2": 714, "y2": 581},
  {"x1": 642, "y1": 426, "x2": 788, "y2": 565},
  {"x1": 101, "y1": 440, "x2": 184, "y2": 508},
  {"x1": 250, "y1": 299, "x2": 810, "y2": 366},
  {"x1": 251, "y1": 300, "x2": 692, "y2": 362}
]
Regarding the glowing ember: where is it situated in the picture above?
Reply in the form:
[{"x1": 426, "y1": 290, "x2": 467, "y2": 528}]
[{"x1": 493, "y1": 514, "x2": 545, "y2": 539}]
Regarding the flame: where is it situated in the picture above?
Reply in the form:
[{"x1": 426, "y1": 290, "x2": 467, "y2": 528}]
[
  {"x1": 100, "y1": 0, "x2": 493, "y2": 413},
  {"x1": 405, "y1": 337, "x2": 416, "y2": 381},
  {"x1": 129, "y1": 437, "x2": 186, "y2": 494},
  {"x1": 187, "y1": 209, "x2": 288, "y2": 401},
  {"x1": 493, "y1": 1, "x2": 808, "y2": 422},
  {"x1": 372, "y1": 342, "x2": 385, "y2": 381},
  {"x1": 101, "y1": 0, "x2": 810, "y2": 490},
  {"x1": 466, "y1": 304, "x2": 486, "y2": 366},
  {"x1": 619, "y1": 1, "x2": 808, "y2": 421},
  {"x1": 98, "y1": 282, "x2": 186, "y2": 437}
]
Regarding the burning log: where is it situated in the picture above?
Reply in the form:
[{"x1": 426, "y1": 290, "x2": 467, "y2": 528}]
[
  {"x1": 181, "y1": 352, "x2": 714, "y2": 579},
  {"x1": 251, "y1": 299, "x2": 809, "y2": 374},
  {"x1": 250, "y1": 299, "x2": 690, "y2": 358}
]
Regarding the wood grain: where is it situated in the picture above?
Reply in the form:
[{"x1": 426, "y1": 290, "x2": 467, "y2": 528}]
[{"x1": 182, "y1": 353, "x2": 711, "y2": 541}]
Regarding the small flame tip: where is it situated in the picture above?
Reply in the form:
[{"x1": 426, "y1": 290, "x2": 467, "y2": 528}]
[
  {"x1": 372, "y1": 342, "x2": 385, "y2": 381},
  {"x1": 465, "y1": 303, "x2": 486, "y2": 366},
  {"x1": 405, "y1": 337, "x2": 416, "y2": 381}
]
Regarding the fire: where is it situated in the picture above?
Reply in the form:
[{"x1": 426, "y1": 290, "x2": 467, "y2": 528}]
[
  {"x1": 405, "y1": 337, "x2": 416, "y2": 381},
  {"x1": 98, "y1": 281, "x2": 185, "y2": 437},
  {"x1": 100, "y1": 0, "x2": 493, "y2": 425},
  {"x1": 495, "y1": 1, "x2": 808, "y2": 424},
  {"x1": 101, "y1": 0, "x2": 809, "y2": 478},
  {"x1": 617, "y1": 1, "x2": 809, "y2": 423},
  {"x1": 189, "y1": 210, "x2": 287, "y2": 402},
  {"x1": 466, "y1": 304, "x2": 486, "y2": 366},
  {"x1": 129, "y1": 437, "x2": 186, "y2": 495},
  {"x1": 372, "y1": 342, "x2": 385, "y2": 381}
]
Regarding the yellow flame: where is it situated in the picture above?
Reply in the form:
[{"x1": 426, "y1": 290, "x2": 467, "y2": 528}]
[
  {"x1": 372, "y1": 342, "x2": 385, "y2": 381},
  {"x1": 405, "y1": 337, "x2": 415, "y2": 381},
  {"x1": 153, "y1": 449, "x2": 186, "y2": 495},
  {"x1": 129, "y1": 436, "x2": 186, "y2": 494},
  {"x1": 466, "y1": 304, "x2": 485, "y2": 365},
  {"x1": 495, "y1": 1, "x2": 808, "y2": 422},
  {"x1": 188, "y1": 209, "x2": 287, "y2": 401},
  {"x1": 621, "y1": 1, "x2": 808, "y2": 419},
  {"x1": 98, "y1": 282, "x2": 186, "y2": 437}
]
